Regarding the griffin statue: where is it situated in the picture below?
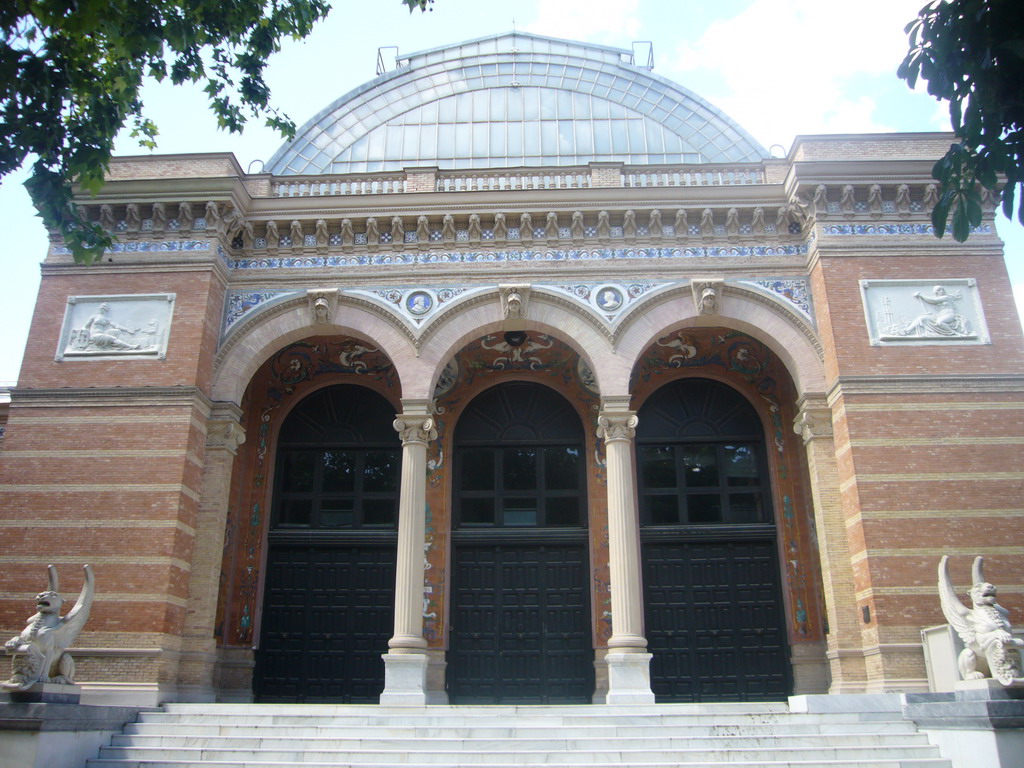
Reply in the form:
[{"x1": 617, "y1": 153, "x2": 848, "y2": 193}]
[
  {"x1": 2, "y1": 564, "x2": 94, "y2": 690},
  {"x1": 938, "y1": 555, "x2": 1023, "y2": 686}
]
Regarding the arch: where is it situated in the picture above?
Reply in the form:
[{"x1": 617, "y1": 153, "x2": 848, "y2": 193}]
[
  {"x1": 268, "y1": 32, "x2": 766, "y2": 174},
  {"x1": 613, "y1": 283, "x2": 826, "y2": 398},
  {"x1": 211, "y1": 298, "x2": 424, "y2": 404}
]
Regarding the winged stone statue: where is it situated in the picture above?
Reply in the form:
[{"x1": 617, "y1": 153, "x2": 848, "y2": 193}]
[
  {"x1": 2, "y1": 564, "x2": 94, "y2": 690},
  {"x1": 938, "y1": 555, "x2": 1023, "y2": 685}
]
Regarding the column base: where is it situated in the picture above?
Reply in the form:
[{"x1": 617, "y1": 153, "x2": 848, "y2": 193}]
[
  {"x1": 605, "y1": 652, "x2": 655, "y2": 704},
  {"x1": 379, "y1": 653, "x2": 428, "y2": 706}
]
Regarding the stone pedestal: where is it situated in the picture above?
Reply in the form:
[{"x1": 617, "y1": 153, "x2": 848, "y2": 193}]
[
  {"x1": 0, "y1": 702, "x2": 142, "y2": 768},
  {"x1": 379, "y1": 653, "x2": 429, "y2": 706},
  {"x1": 904, "y1": 680, "x2": 1024, "y2": 768},
  {"x1": 605, "y1": 652, "x2": 655, "y2": 705},
  {"x1": 2, "y1": 684, "x2": 82, "y2": 705}
]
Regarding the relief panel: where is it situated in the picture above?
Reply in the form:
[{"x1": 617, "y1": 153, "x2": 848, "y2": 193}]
[
  {"x1": 56, "y1": 294, "x2": 175, "y2": 361},
  {"x1": 860, "y1": 278, "x2": 990, "y2": 346}
]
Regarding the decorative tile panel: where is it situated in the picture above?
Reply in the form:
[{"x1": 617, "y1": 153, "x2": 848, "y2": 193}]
[
  {"x1": 739, "y1": 279, "x2": 813, "y2": 323},
  {"x1": 823, "y1": 223, "x2": 991, "y2": 236},
  {"x1": 53, "y1": 240, "x2": 210, "y2": 255},
  {"x1": 222, "y1": 289, "x2": 301, "y2": 338}
]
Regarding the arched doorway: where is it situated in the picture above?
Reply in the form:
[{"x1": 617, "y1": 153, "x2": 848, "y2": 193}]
[
  {"x1": 448, "y1": 382, "x2": 594, "y2": 703},
  {"x1": 637, "y1": 377, "x2": 790, "y2": 701},
  {"x1": 253, "y1": 384, "x2": 400, "y2": 702}
]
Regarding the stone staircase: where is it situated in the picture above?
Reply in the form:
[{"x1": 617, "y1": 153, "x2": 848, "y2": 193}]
[{"x1": 84, "y1": 702, "x2": 952, "y2": 768}]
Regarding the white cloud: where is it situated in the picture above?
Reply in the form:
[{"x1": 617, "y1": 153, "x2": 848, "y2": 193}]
[
  {"x1": 664, "y1": 0, "x2": 931, "y2": 148},
  {"x1": 524, "y1": 0, "x2": 640, "y2": 43}
]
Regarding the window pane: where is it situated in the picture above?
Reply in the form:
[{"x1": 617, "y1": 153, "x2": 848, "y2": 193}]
[
  {"x1": 461, "y1": 449, "x2": 495, "y2": 491},
  {"x1": 281, "y1": 451, "x2": 315, "y2": 492},
  {"x1": 641, "y1": 446, "x2": 675, "y2": 489},
  {"x1": 724, "y1": 444, "x2": 759, "y2": 486},
  {"x1": 319, "y1": 499, "x2": 354, "y2": 527},
  {"x1": 461, "y1": 497, "x2": 494, "y2": 526},
  {"x1": 686, "y1": 494, "x2": 722, "y2": 523},
  {"x1": 546, "y1": 496, "x2": 579, "y2": 526},
  {"x1": 503, "y1": 448, "x2": 536, "y2": 490},
  {"x1": 279, "y1": 499, "x2": 312, "y2": 526},
  {"x1": 545, "y1": 447, "x2": 580, "y2": 490},
  {"x1": 362, "y1": 499, "x2": 396, "y2": 527},
  {"x1": 681, "y1": 446, "x2": 718, "y2": 487},
  {"x1": 504, "y1": 498, "x2": 537, "y2": 526},
  {"x1": 646, "y1": 494, "x2": 678, "y2": 525},
  {"x1": 729, "y1": 493, "x2": 764, "y2": 523},
  {"x1": 364, "y1": 450, "x2": 398, "y2": 493},
  {"x1": 322, "y1": 450, "x2": 356, "y2": 492}
]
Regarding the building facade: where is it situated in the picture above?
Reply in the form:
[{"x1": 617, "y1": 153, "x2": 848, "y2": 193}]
[{"x1": 1, "y1": 33, "x2": 1021, "y2": 706}]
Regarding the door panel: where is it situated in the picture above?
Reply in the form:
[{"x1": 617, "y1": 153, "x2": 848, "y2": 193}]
[
  {"x1": 255, "y1": 542, "x2": 395, "y2": 702},
  {"x1": 642, "y1": 539, "x2": 789, "y2": 701},
  {"x1": 449, "y1": 543, "x2": 592, "y2": 703}
]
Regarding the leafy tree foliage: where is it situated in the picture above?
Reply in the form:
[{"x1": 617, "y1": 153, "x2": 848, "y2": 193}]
[
  {"x1": 899, "y1": 0, "x2": 1024, "y2": 241},
  {"x1": 0, "y1": 0, "x2": 331, "y2": 263}
]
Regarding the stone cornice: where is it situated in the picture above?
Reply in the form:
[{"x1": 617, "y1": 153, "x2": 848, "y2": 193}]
[
  {"x1": 10, "y1": 386, "x2": 215, "y2": 413},
  {"x1": 827, "y1": 374, "x2": 1024, "y2": 403}
]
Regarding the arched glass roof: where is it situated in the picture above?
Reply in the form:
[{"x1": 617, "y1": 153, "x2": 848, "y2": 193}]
[{"x1": 267, "y1": 32, "x2": 767, "y2": 175}]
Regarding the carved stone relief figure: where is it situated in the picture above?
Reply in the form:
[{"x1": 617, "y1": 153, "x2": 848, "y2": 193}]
[
  {"x1": 3, "y1": 565, "x2": 94, "y2": 691},
  {"x1": 812, "y1": 185, "x2": 829, "y2": 217},
  {"x1": 725, "y1": 208, "x2": 740, "y2": 238},
  {"x1": 177, "y1": 202, "x2": 193, "y2": 231},
  {"x1": 316, "y1": 219, "x2": 330, "y2": 248},
  {"x1": 99, "y1": 205, "x2": 116, "y2": 232},
  {"x1": 492, "y1": 213, "x2": 507, "y2": 241},
  {"x1": 204, "y1": 201, "x2": 221, "y2": 233},
  {"x1": 840, "y1": 185, "x2": 856, "y2": 216},
  {"x1": 751, "y1": 207, "x2": 766, "y2": 235},
  {"x1": 442, "y1": 214, "x2": 457, "y2": 243},
  {"x1": 673, "y1": 209, "x2": 688, "y2": 237},
  {"x1": 241, "y1": 220, "x2": 255, "y2": 250},
  {"x1": 151, "y1": 202, "x2": 167, "y2": 232},
  {"x1": 288, "y1": 220, "x2": 304, "y2": 249},
  {"x1": 622, "y1": 210, "x2": 636, "y2": 239},
  {"x1": 519, "y1": 213, "x2": 533, "y2": 243},
  {"x1": 896, "y1": 285, "x2": 971, "y2": 337},
  {"x1": 896, "y1": 184, "x2": 912, "y2": 218},
  {"x1": 867, "y1": 184, "x2": 883, "y2": 217},
  {"x1": 416, "y1": 215, "x2": 431, "y2": 243},
  {"x1": 571, "y1": 211, "x2": 586, "y2": 241},
  {"x1": 72, "y1": 302, "x2": 143, "y2": 351},
  {"x1": 691, "y1": 279, "x2": 723, "y2": 316},
  {"x1": 467, "y1": 214, "x2": 482, "y2": 242},
  {"x1": 340, "y1": 219, "x2": 354, "y2": 248},
  {"x1": 700, "y1": 208, "x2": 715, "y2": 237},
  {"x1": 391, "y1": 216, "x2": 405, "y2": 244},
  {"x1": 125, "y1": 203, "x2": 141, "y2": 232},
  {"x1": 597, "y1": 210, "x2": 611, "y2": 240},
  {"x1": 307, "y1": 288, "x2": 339, "y2": 325},
  {"x1": 939, "y1": 555, "x2": 1023, "y2": 685},
  {"x1": 499, "y1": 283, "x2": 530, "y2": 330},
  {"x1": 266, "y1": 220, "x2": 280, "y2": 252},
  {"x1": 365, "y1": 218, "x2": 380, "y2": 248},
  {"x1": 862, "y1": 279, "x2": 987, "y2": 345},
  {"x1": 648, "y1": 209, "x2": 662, "y2": 241},
  {"x1": 923, "y1": 183, "x2": 940, "y2": 210},
  {"x1": 544, "y1": 211, "x2": 559, "y2": 240}
]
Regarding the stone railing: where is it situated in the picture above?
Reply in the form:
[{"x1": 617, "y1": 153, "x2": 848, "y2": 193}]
[
  {"x1": 269, "y1": 162, "x2": 766, "y2": 197},
  {"x1": 621, "y1": 164, "x2": 765, "y2": 187},
  {"x1": 271, "y1": 173, "x2": 408, "y2": 197}
]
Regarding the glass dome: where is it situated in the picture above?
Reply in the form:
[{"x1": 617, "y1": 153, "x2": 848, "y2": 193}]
[{"x1": 267, "y1": 32, "x2": 767, "y2": 175}]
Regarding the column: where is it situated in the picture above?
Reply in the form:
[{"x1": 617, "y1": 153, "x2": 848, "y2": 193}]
[
  {"x1": 178, "y1": 403, "x2": 245, "y2": 701},
  {"x1": 380, "y1": 400, "x2": 436, "y2": 705},
  {"x1": 598, "y1": 398, "x2": 655, "y2": 704},
  {"x1": 794, "y1": 394, "x2": 868, "y2": 693}
]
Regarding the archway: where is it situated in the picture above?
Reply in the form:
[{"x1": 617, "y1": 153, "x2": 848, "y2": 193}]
[
  {"x1": 253, "y1": 384, "x2": 401, "y2": 702},
  {"x1": 637, "y1": 377, "x2": 791, "y2": 701},
  {"x1": 448, "y1": 381, "x2": 594, "y2": 703}
]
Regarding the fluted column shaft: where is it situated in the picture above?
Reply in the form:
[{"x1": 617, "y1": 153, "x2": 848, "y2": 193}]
[{"x1": 388, "y1": 410, "x2": 436, "y2": 652}]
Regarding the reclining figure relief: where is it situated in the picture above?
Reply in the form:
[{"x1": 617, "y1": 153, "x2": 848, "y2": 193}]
[
  {"x1": 939, "y1": 555, "x2": 1023, "y2": 685},
  {"x1": 2, "y1": 564, "x2": 94, "y2": 690}
]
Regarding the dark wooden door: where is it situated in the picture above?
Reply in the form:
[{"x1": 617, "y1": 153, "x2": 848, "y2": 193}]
[
  {"x1": 642, "y1": 537, "x2": 789, "y2": 701},
  {"x1": 254, "y1": 540, "x2": 395, "y2": 702},
  {"x1": 449, "y1": 541, "x2": 593, "y2": 703}
]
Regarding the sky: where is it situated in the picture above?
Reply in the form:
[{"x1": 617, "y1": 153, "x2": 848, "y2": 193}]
[{"x1": 1, "y1": 0, "x2": 1021, "y2": 383}]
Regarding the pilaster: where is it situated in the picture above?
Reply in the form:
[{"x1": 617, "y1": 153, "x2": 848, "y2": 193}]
[
  {"x1": 178, "y1": 402, "x2": 245, "y2": 701},
  {"x1": 794, "y1": 394, "x2": 868, "y2": 693}
]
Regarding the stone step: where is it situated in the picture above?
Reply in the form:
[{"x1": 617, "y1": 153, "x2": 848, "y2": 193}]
[
  {"x1": 109, "y1": 732, "x2": 932, "y2": 750},
  {"x1": 96, "y1": 744, "x2": 944, "y2": 763},
  {"x1": 86, "y1": 761, "x2": 953, "y2": 768},
  {"x1": 122, "y1": 721, "x2": 921, "y2": 738},
  {"x1": 158, "y1": 702, "x2": 790, "y2": 716}
]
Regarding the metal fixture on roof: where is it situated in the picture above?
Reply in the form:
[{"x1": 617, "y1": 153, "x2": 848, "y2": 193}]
[{"x1": 631, "y1": 41, "x2": 654, "y2": 71}]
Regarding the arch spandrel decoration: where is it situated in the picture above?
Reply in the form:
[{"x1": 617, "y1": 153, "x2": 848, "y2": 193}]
[
  {"x1": 215, "y1": 336, "x2": 400, "y2": 648},
  {"x1": 425, "y1": 332, "x2": 610, "y2": 646},
  {"x1": 631, "y1": 327, "x2": 823, "y2": 646}
]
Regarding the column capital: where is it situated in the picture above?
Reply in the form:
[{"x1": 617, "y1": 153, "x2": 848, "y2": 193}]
[
  {"x1": 793, "y1": 395, "x2": 833, "y2": 444},
  {"x1": 207, "y1": 404, "x2": 245, "y2": 454},
  {"x1": 597, "y1": 412, "x2": 638, "y2": 443},
  {"x1": 393, "y1": 416, "x2": 437, "y2": 446}
]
